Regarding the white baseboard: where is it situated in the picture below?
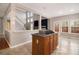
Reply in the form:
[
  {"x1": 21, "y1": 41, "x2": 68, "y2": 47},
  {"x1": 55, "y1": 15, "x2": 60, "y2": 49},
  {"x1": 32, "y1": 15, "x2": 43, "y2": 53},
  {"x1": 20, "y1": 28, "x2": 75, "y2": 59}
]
[{"x1": 10, "y1": 40, "x2": 32, "y2": 48}]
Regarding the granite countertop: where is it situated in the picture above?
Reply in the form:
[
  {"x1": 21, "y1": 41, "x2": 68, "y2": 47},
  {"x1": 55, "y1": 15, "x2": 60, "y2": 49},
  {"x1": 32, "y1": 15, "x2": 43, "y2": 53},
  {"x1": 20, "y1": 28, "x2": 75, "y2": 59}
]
[{"x1": 32, "y1": 33, "x2": 57, "y2": 37}]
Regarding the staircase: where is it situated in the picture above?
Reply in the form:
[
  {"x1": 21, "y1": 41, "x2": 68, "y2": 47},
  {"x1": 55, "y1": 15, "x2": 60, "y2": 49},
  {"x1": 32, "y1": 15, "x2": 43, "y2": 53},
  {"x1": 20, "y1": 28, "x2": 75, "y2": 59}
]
[{"x1": 0, "y1": 34, "x2": 9, "y2": 50}]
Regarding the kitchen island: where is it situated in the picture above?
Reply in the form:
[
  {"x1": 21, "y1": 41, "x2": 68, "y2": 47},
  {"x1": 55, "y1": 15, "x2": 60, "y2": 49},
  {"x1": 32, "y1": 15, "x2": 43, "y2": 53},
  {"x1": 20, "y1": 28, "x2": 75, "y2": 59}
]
[{"x1": 32, "y1": 30, "x2": 58, "y2": 55}]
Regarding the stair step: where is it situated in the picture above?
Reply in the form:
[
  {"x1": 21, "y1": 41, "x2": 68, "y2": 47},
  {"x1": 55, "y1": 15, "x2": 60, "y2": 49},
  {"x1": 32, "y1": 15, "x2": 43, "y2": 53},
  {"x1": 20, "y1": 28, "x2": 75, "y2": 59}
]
[{"x1": 0, "y1": 37, "x2": 9, "y2": 50}]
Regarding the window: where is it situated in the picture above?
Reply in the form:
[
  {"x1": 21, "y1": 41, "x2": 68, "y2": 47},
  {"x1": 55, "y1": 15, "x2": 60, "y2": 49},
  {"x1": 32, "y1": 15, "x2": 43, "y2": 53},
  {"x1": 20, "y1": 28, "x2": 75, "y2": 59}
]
[
  {"x1": 27, "y1": 12, "x2": 33, "y2": 18},
  {"x1": 25, "y1": 11, "x2": 34, "y2": 30}
]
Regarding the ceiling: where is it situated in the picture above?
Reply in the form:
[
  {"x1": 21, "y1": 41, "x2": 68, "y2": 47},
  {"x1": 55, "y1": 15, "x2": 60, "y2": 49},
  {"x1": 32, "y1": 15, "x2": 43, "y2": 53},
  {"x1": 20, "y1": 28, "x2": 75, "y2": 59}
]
[
  {"x1": 22, "y1": 3, "x2": 79, "y2": 18},
  {"x1": 0, "y1": 3, "x2": 9, "y2": 17},
  {"x1": 0, "y1": 3, "x2": 79, "y2": 18}
]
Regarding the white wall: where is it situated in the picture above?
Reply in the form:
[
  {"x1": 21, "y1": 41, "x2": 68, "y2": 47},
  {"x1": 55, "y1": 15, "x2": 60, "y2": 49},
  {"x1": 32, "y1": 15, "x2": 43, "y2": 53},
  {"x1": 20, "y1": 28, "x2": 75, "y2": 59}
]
[{"x1": 10, "y1": 30, "x2": 39, "y2": 47}]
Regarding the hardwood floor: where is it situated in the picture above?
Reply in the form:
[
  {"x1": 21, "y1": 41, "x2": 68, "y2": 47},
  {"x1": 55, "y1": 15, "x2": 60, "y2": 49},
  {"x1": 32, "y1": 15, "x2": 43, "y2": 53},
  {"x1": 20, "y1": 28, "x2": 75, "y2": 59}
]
[{"x1": 0, "y1": 35, "x2": 9, "y2": 50}]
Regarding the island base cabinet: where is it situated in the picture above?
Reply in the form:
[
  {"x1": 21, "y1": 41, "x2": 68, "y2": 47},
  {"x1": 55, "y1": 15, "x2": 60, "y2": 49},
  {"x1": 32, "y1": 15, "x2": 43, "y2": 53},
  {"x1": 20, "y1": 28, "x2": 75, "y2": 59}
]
[{"x1": 32, "y1": 33, "x2": 58, "y2": 55}]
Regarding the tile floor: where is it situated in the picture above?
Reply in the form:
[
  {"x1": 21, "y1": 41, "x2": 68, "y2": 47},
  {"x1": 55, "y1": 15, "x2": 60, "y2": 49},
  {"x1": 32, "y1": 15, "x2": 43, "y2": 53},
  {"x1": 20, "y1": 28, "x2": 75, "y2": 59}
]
[
  {"x1": 0, "y1": 34, "x2": 79, "y2": 55},
  {"x1": 52, "y1": 36, "x2": 79, "y2": 55}
]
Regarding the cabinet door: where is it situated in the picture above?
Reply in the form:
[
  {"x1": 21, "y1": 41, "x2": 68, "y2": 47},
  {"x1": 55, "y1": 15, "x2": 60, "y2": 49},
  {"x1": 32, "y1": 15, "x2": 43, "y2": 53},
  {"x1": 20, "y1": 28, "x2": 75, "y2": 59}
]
[
  {"x1": 49, "y1": 35, "x2": 54, "y2": 53},
  {"x1": 38, "y1": 37, "x2": 44, "y2": 55},
  {"x1": 43, "y1": 36, "x2": 50, "y2": 55},
  {"x1": 32, "y1": 36, "x2": 39, "y2": 55}
]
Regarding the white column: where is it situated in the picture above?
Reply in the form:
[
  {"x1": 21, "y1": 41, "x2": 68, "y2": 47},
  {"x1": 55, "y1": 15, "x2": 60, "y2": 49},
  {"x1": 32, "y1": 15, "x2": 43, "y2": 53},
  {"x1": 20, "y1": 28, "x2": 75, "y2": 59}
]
[
  {"x1": 39, "y1": 15, "x2": 41, "y2": 30},
  {"x1": 30, "y1": 14, "x2": 33, "y2": 30},
  {"x1": 10, "y1": 4, "x2": 16, "y2": 31},
  {"x1": 31, "y1": 22, "x2": 33, "y2": 30},
  {"x1": 60, "y1": 21, "x2": 62, "y2": 33},
  {"x1": 68, "y1": 20, "x2": 71, "y2": 33},
  {"x1": 48, "y1": 19, "x2": 53, "y2": 30}
]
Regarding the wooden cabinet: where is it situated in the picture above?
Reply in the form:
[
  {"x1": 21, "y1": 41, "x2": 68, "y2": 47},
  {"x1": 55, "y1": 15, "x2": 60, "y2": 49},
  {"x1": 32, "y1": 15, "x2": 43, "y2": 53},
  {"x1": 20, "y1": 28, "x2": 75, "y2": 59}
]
[
  {"x1": 49, "y1": 35, "x2": 54, "y2": 53},
  {"x1": 71, "y1": 27, "x2": 79, "y2": 33},
  {"x1": 62, "y1": 27, "x2": 68, "y2": 32},
  {"x1": 32, "y1": 33, "x2": 58, "y2": 55}
]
